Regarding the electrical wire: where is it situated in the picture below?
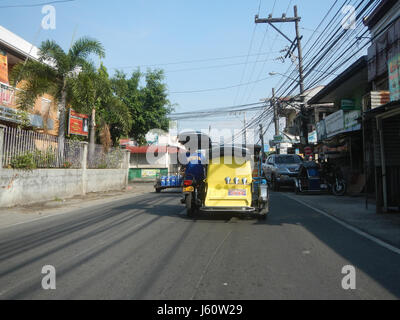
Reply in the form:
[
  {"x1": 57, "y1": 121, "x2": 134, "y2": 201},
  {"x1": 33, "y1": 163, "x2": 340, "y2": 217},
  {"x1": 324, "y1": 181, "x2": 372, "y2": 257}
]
[
  {"x1": 170, "y1": 75, "x2": 274, "y2": 94},
  {"x1": 0, "y1": 0, "x2": 75, "y2": 8}
]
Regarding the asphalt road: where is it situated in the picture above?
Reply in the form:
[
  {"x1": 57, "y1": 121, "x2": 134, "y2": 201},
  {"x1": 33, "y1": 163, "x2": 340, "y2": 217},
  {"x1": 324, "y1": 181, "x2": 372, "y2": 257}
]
[{"x1": 0, "y1": 190, "x2": 399, "y2": 300}]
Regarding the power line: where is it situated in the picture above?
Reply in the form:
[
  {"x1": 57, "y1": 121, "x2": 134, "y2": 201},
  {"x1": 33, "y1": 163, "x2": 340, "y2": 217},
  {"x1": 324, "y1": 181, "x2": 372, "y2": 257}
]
[
  {"x1": 0, "y1": 0, "x2": 75, "y2": 8},
  {"x1": 170, "y1": 102, "x2": 266, "y2": 116},
  {"x1": 111, "y1": 51, "x2": 282, "y2": 70},
  {"x1": 161, "y1": 58, "x2": 277, "y2": 74},
  {"x1": 232, "y1": 22, "x2": 259, "y2": 105},
  {"x1": 170, "y1": 75, "x2": 273, "y2": 94},
  {"x1": 274, "y1": 0, "x2": 375, "y2": 102},
  {"x1": 169, "y1": 102, "x2": 269, "y2": 120},
  {"x1": 239, "y1": 0, "x2": 278, "y2": 101},
  {"x1": 241, "y1": 0, "x2": 293, "y2": 105}
]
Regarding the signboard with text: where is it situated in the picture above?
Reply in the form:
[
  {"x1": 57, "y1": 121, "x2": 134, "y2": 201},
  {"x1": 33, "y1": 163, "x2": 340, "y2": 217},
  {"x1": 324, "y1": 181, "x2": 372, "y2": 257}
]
[
  {"x1": 325, "y1": 110, "x2": 344, "y2": 138},
  {"x1": 341, "y1": 99, "x2": 356, "y2": 110},
  {"x1": 68, "y1": 109, "x2": 89, "y2": 137},
  {"x1": 344, "y1": 110, "x2": 361, "y2": 130},
  {"x1": 389, "y1": 53, "x2": 400, "y2": 101},
  {"x1": 308, "y1": 131, "x2": 317, "y2": 144}
]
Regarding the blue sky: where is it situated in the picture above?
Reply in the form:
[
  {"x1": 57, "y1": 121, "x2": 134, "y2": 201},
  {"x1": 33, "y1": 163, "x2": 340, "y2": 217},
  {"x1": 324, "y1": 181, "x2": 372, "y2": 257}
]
[{"x1": 0, "y1": 0, "x2": 358, "y2": 141}]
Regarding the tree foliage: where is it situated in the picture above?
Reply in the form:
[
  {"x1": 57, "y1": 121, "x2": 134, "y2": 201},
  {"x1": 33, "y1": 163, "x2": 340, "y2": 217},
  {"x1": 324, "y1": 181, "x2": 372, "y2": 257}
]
[
  {"x1": 112, "y1": 69, "x2": 173, "y2": 145},
  {"x1": 70, "y1": 64, "x2": 132, "y2": 145},
  {"x1": 10, "y1": 37, "x2": 173, "y2": 147}
]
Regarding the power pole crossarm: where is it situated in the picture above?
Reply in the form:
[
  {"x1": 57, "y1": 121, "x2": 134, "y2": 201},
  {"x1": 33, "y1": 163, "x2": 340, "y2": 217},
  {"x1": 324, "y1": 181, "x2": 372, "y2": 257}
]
[
  {"x1": 255, "y1": 16, "x2": 300, "y2": 23},
  {"x1": 255, "y1": 5, "x2": 308, "y2": 146}
]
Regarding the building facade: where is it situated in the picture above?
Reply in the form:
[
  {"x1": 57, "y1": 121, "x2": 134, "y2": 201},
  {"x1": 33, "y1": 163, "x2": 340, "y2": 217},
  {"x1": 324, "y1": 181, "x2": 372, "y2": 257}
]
[
  {"x1": 363, "y1": 0, "x2": 400, "y2": 212},
  {"x1": 307, "y1": 56, "x2": 370, "y2": 194},
  {"x1": 0, "y1": 25, "x2": 59, "y2": 136}
]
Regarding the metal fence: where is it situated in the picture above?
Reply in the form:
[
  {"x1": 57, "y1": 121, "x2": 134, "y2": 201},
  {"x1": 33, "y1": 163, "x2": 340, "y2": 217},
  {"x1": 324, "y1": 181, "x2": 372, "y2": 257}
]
[
  {"x1": 1, "y1": 127, "x2": 83, "y2": 169},
  {"x1": 1, "y1": 127, "x2": 125, "y2": 169}
]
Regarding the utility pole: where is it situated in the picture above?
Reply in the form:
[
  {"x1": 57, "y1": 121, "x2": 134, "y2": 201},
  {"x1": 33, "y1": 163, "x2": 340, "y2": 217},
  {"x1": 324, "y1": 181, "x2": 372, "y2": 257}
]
[
  {"x1": 272, "y1": 88, "x2": 280, "y2": 155},
  {"x1": 243, "y1": 112, "x2": 247, "y2": 146},
  {"x1": 255, "y1": 5, "x2": 308, "y2": 146},
  {"x1": 272, "y1": 88, "x2": 279, "y2": 137},
  {"x1": 294, "y1": 5, "x2": 308, "y2": 146},
  {"x1": 260, "y1": 124, "x2": 265, "y2": 164}
]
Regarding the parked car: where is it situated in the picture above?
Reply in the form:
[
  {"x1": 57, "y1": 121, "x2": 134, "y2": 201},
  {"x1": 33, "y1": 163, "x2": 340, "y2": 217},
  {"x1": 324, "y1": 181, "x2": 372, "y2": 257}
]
[{"x1": 263, "y1": 154, "x2": 303, "y2": 191}]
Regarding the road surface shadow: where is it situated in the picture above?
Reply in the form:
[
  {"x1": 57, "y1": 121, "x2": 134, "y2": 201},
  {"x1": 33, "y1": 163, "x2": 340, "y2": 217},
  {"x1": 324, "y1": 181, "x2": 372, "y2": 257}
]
[{"x1": 265, "y1": 192, "x2": 400, "y2": 298}]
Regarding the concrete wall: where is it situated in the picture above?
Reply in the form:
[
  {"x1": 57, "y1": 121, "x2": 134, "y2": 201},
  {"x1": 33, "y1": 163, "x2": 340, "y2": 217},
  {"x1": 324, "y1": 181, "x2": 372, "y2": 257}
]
[
  {"x1": 0, "y1": 168, "x2": 128, "y2": 208},
  {"x1": 86, "y1": 169, "x2": 127, "y2": 193}
]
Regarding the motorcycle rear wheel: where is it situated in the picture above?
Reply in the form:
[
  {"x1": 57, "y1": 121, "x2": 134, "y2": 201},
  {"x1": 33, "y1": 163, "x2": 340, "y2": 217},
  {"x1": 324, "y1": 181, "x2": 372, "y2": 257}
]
[{"x1": 332, "y1": 181, "x2": 346, "y2": 196}]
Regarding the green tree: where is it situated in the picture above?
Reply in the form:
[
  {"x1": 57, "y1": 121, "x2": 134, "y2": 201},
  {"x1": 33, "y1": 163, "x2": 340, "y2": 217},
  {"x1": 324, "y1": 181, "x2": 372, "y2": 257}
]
[
  {"x1": 70, "y1": 64, "x2": 132, "y2": 158},
  {"x1": 112, "y1": 69, "x2": 173, "y2": 145},
  {"x1": 11, "y1": 37, "x2": 105, "y2": 152}
]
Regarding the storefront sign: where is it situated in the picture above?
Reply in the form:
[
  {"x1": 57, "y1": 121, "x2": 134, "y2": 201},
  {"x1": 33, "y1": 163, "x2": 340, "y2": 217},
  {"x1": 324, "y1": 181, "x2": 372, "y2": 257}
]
[
  {"x1": 325, "y1": 110, "x2": 344, "y2": 138},
  {"x1": 388, "y1": 53, "x2": 400, "y2": 102},
  {"x1": 68, "y1": 109, "x2": 89, "y2": 137},
  {"x1": 308, "y1": 131, "x2": 317, "y2": 144},
  {"x1": 273, "y1": 135, "x2": 283, "y2": 143},
  {"x1": 142, "y1": 169, "x2": 158, "y2": 178},
  {"x1": 341, "y1": 99, "x2": 356, "y2": 110},
  {"x1": 344, "y1": 110, "x2": 361, "y2": 130},
  {"x1": 0, "y1": 50, "x2": 8, "y2": 84}
]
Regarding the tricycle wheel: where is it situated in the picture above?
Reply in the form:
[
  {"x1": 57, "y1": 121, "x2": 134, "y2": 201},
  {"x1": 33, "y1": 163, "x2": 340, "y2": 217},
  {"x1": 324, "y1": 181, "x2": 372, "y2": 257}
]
[
  {"x1": 186, "y1": 193, "x2": 197, "y2": 218},
  {"x1": 258, "y1": 203, "x2": 269, "y2": 219}
]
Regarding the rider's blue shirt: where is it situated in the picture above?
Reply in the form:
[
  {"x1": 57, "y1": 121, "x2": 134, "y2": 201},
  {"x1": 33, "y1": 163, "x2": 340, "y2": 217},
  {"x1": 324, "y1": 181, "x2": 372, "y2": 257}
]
[{"x1": 186, "y1": 153, "x2": 206, "y2": 182}]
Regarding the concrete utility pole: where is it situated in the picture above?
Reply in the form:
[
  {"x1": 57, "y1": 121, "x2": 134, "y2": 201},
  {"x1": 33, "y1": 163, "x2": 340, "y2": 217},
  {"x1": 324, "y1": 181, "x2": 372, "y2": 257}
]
[
  {"x1": 243, "y1": 112, "x2": 247, "y2": 146},
  {"x1": 272, "y1": 88, "x2": 280, "y2": 155},
  {"x1": 272, "y1": 88, "x2": 279, "y2": 137},
  {"x1": 255, "y1": 5, "x2": 308, "y2": 145},
  {"x1": 259, "y1": 124, "x2": 265, "y2": 163}
]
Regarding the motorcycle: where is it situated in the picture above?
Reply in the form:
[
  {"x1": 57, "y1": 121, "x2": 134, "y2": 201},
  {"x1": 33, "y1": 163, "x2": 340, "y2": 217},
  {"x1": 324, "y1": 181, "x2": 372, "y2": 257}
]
[
  {"x1": 294, "y1": 161, "x2": 346, "y2": 196},
  {"x1": 320, "y1": 162, "x2": 347, "y2": 196}
]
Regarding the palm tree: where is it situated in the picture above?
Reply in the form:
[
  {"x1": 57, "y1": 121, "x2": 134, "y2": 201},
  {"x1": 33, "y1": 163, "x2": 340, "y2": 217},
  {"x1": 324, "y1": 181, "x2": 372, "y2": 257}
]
[
  {"x1": 11, "y1": 37, "x2": 105, "y2": 153},
  {"x1": 70, "y1": 64, "x2": 132, "y2": 162}
]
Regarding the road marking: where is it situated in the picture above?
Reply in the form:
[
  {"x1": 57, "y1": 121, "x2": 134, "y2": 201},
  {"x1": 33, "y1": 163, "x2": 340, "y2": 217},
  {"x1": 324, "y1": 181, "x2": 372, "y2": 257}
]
[{"x1": 282, "y1": 193, "x2": 400, "y2": 255}]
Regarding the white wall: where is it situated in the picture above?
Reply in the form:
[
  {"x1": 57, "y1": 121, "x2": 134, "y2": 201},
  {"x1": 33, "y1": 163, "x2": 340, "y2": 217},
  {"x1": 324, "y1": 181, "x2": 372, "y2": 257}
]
[{"x1": 0, "y1": 168, "x2": 128, "y2": 208}]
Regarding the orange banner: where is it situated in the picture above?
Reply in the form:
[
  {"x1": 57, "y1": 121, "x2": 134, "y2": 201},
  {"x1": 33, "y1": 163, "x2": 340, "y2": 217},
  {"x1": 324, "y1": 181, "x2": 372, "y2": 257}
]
[
  {"x1": 68, "y1": 109, "x2": 89, "y2": 137},
  {"x1": 0, "y1": 51, "x2": 8, "y2": 84}
]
